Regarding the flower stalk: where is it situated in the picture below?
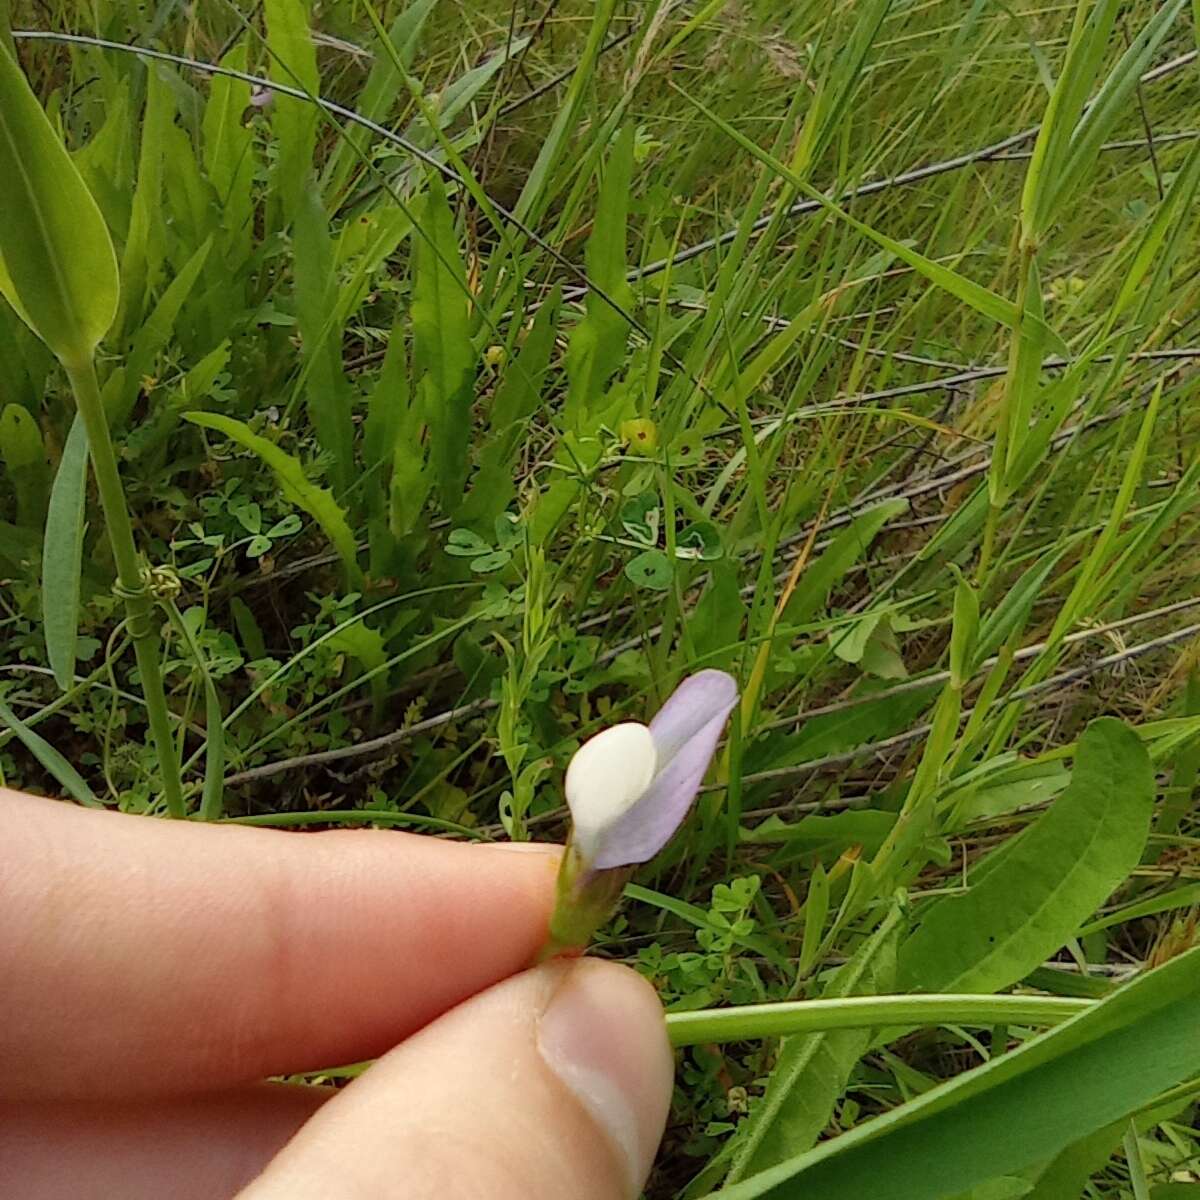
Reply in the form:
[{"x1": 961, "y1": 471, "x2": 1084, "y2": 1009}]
[{"x1": 64, "y1": 357, "x2": 185, "y2": 818}]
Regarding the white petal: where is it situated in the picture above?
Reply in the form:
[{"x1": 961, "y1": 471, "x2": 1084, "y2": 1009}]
[{"x1": 565, "y1": 722, "x2": 657, "y2": 859}]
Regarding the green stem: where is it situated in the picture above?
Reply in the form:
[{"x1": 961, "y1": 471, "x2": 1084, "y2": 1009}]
[
  {"x1": 64, "y1": 357, "x2": 185, "y2": 818},
  {"x1": 664, "y1": 993, "x2": 1091, "y2": 1047}
]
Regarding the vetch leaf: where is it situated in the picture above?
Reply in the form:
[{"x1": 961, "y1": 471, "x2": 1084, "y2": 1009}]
[{"x1": 0, "y1": 40, "x2": 119, "y2": 365}]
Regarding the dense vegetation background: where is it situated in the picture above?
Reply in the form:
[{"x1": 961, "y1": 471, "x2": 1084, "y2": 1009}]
[{"x1": 2, "y1": 0, "x2": 1200, "y2": 1194}]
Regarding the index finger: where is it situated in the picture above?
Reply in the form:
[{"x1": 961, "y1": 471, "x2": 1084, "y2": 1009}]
[{"x1": 0, "y1": 791, "x2": 559, "y2": 1100}]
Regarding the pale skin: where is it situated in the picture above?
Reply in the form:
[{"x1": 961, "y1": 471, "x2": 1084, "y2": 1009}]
[{"x1": 0, "y1": 789, "x2": 674, "y2": 1199}]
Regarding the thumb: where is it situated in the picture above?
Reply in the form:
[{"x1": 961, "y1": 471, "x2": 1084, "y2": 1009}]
[{"x1": 238, "y1": 959, "x2": 674, "y2": 1200}]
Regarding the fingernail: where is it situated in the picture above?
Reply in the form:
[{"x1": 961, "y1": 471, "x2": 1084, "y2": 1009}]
[{"x1": 537, "y1": 960, "x2": 672, "y2": 1195}]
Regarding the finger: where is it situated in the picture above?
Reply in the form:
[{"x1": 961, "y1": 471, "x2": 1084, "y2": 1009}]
[
  {"x1": 239, "y1": 960, "x2": 674, "y2": 1200},
  {"x1": 0, "y1": 790, "x2": 560, "y2": 1099},
  {"x1": 0, "y1": 1083, "x2": 328, "y2": 1200}
]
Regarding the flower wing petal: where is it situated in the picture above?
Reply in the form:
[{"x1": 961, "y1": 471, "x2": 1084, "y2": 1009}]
[{"x1": 647, "y1": 669, "x2": 739, "y2": 764}]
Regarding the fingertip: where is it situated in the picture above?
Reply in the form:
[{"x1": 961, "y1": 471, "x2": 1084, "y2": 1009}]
[{"x1": 537, "y1": 959, "x2": 674, "y2": 1193}]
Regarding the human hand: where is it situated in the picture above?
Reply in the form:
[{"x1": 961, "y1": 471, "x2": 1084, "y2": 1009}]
[{"x1": 0, "y1": 791, "x2": 673, "y2": 1198}]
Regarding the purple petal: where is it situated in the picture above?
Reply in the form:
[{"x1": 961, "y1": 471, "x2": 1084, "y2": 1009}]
[
  {"x1": 592, "y1": 671, "x2": 737, "y2": 868},
  {"x1": 648, "y1": 669, "x2": 739, "y2": 764}
]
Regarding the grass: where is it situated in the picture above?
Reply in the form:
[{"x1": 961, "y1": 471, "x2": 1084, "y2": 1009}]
[{"x1": 2, "y1": 0, "x2": 1200, "y2": 1194}]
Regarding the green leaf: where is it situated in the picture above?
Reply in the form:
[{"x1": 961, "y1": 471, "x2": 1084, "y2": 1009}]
[
  {"x1": 513, "y1": 0, "x2": 617, "y2": 221},
  {"x1": 724, "y1": 911, "x2": 902, "y2": 1184},
  {"x1": 117, "y1": 64, "x2": 175, "y2": 339},
  {"x1": 1051, "y1": 0, "x2": 1188, "y2": 228},
  {"x1": 625, "y1": 549, "x2": 673, "y2": 591},
  {"x1": 711, "y1": 945, "x2": 1200, "y2": 1200},
  {"x1": 0, "y1": 691, "x2": 100, "y2": 807},
  {"x1": 201, "y1": 41, "x2": 256, "y2": 268},
  {"x1": 322, "y1": 0, "x2": 437, "y2": 201},
  {"x1": 294, "y1": 186, "x2": 353, "y2": 494},
  {"x1": 469, "y1": 549, "x2": 512, "y2": 574},
  {"x1": 42, "y1": 415, "x2": 89, "y2": 691},
  {"x1": 975, "y1": 545, "x2": 1068, "y2": 668},
  {"x1": 119, "y1": 235, "x2": 213, "y2": 424},
  {"x1": 412, "y1": 176, "x2": 474, "y2": 509},
  {"x1": 949, "y1": 569, "x2": 979, "y2": 690},
  {"x1": 265, "y1": 0, "x2": 320, "y2": 228},
  {"x1": 0, "y1": 402, "x2": 48, "y2": 525},
  {"x1": 899, "y1": 718, "x2": 1154, "y2": 994},
  {"x1": 184, "y1": 412, "x2": 361, "y2": 585},
  {"x1": 677, "y1": 521, "x2": 724, "y2": 561},
  {"x1": 0, "y1": 40, "x2": 119, "y2": 365},
  {"x1": 445, "y1": 528, "x2": 491, "y2": 557}
]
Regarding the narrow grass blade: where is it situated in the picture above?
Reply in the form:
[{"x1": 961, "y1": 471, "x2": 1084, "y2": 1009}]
[{"x1": 0, "y1": 692, "x2": 100, "y2": 806}]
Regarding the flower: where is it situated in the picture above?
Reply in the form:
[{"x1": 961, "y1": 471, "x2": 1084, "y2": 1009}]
[
  {"x1": 566, "y1": 669, "x2": 739, "y2": 869},
  {"x1": 539, "y1": 670, "x2": 738, "y2": 959}
]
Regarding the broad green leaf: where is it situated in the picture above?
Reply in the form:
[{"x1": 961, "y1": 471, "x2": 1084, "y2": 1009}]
[
  {"x1": 723, "y1": 910, "x2": 902, "y2": 1184},
  {"x1": 782, "y1": 499, "x2": 908, "y2": 626},
  {"x1": 327, "y1": 620, "x2": 388, "y2": 722},
  {"x1": 710, "y1": 945, "x2": 1200, "y2": 1200},
  {"x1": 412, "y1": 176, "x2": 474, "y2": 509},
  {"x1": 899, "y1": 718, "x2": 1154, "y2": 994},
  {"x1": 42, "y1": 415, "x2": 89, "y2": 691},
  {"x1": 565, "y1": 126, "x2": 636, "y2": 425},
  {"x1": 265, "y1": 0, "x2": 320, "y2": 228},
  {"x1": 0, "y1": 40, "x2": 119, "y2": 365},
  {"x1": 688, "y1": 561, "x2": 747, "y2": 670},
  {"x1": 0, "y1": 402, "x2": 49, "y2": 525},
  {"x1": 740, "y1": 810, "x2": 896, "y2": 863},
  {"x1": 184, "y1": 412, "x2": 361, "y2": 585},
  {"x1": 1156, "y1": 670, "x2": 1200, "y2": 843},
  {"x1": 0, "y1": 692, "x2": 100, "y2": 807},
  {"x1": 363, "y1": 313, "x2": 413, "y2": 476}
]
